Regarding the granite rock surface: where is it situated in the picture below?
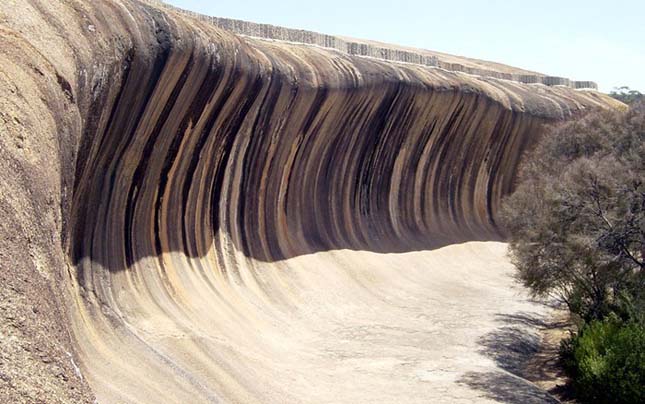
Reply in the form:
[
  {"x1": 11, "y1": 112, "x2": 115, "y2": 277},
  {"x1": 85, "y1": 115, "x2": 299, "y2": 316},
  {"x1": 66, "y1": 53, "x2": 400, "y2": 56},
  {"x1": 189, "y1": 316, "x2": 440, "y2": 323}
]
[{"x1": 0, "y1": 1, "x2": 621, "y2": 402}]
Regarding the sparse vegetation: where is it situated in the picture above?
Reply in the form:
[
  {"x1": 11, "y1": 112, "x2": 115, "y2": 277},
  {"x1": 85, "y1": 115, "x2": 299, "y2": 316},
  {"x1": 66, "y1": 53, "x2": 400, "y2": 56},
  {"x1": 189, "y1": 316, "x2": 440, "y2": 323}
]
[
  {"x1": 610, "y1": 86, "x2": 644, "y2": 105},
  {"x1": 501, "y1": 100, "x2": 645, "y2": 403}
]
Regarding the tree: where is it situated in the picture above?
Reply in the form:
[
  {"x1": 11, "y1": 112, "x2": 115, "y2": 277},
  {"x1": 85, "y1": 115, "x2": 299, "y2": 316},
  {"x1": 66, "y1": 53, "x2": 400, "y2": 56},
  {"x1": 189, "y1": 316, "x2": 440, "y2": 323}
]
[
  {"x1": 610, "y1": 86, "x2": 644, "y2": 105},
  {"x1": 501, "y1": 102, "x2": 645, "y2": 322}
]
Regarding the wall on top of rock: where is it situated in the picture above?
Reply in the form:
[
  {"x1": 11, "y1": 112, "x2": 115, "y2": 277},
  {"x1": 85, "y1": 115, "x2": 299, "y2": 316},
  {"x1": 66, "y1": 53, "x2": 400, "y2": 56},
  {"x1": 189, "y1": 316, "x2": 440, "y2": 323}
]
[{"x1": 146, "y1": 0, "x2": 598, "y2": 90}]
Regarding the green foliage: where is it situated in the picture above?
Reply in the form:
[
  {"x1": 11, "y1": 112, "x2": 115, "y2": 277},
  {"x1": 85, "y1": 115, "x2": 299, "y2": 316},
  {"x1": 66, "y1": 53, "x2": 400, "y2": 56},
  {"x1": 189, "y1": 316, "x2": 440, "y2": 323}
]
[
  {"x1": 610, "y1": 86, "x2": 644, "y2": 105},
  {"x1": 560, "y1": 317, "x2": 645, "y2": 403},
  {"x1": 501, "y1": 102, "x2": 645, "y2": 322}
]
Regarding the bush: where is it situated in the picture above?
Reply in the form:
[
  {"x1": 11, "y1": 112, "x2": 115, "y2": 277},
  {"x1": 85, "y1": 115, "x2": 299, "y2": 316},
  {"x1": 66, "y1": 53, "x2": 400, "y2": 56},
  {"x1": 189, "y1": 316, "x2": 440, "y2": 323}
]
[
  {"x1": 560, "y1": 317, "x2": 645, "y2": 403},
  {"x1": 501, "y1": 101, "x2": 645, "y2": 322},
  {"x1": 503, "y1": 101, "x2": 645, "y2": 403}
]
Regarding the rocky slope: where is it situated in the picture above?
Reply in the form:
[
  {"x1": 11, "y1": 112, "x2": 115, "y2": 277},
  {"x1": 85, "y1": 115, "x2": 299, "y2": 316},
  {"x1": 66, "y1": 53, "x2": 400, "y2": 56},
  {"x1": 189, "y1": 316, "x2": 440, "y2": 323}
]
[{"x1": 0, "y1": 0, "x2": 621, "y2": 402}]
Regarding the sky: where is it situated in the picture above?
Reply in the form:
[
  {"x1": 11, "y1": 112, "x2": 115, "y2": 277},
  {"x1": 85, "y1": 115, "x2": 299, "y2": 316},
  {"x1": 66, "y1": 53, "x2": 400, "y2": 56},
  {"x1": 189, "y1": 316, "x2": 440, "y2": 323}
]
[{"x1": 166, "y1": 0, "x2": 645, "y2": 93}]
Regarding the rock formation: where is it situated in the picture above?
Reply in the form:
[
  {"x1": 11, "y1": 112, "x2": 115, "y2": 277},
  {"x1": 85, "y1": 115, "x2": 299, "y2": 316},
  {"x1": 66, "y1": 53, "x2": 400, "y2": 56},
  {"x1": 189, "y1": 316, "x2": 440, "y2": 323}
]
[{"x1": 0, "y1": 0, "x2": 621, "y2": 402}]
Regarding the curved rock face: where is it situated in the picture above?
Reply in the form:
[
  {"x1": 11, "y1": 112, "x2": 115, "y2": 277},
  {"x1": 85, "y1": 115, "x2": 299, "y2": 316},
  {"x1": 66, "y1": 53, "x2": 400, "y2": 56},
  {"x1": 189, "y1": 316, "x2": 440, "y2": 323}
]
[{"x1": 0, "y1": 1, "x2": 620, "y2": 403}]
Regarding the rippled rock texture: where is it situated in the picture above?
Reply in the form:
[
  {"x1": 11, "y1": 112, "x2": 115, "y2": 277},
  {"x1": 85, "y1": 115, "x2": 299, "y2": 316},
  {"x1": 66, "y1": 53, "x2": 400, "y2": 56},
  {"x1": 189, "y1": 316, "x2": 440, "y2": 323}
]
[{"x1": 0, "y1": 1, "x2": 621, "y2": 402}]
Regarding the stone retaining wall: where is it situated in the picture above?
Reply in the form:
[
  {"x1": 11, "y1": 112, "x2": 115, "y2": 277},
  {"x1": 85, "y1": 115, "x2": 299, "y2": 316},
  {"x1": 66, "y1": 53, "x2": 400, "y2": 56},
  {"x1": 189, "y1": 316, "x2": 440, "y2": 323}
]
[{"x1": 143, "y1": 0, "x2": 597, "y2": 89}]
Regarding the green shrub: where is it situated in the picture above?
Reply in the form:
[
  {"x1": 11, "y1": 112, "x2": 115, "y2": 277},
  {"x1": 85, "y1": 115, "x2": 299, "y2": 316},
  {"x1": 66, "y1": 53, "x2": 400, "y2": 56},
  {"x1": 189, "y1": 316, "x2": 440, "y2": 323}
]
[{"x1": 561, "y1": 317, "x2": 645, "y2": 403}]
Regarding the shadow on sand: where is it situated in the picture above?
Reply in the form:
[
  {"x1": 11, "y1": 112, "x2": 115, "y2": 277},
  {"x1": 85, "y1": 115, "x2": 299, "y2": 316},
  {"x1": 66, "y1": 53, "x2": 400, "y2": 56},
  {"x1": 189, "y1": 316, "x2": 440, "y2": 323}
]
[{"x1": 458, "y1": 312, "x2": 564, "y2": 403}]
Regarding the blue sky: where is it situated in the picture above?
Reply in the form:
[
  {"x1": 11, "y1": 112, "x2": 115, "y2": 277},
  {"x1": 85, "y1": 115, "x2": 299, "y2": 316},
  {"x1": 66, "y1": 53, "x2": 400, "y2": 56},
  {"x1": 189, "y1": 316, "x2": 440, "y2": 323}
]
[{"x1": 166, "y1": 0, "x2": 644, "y2": 93}]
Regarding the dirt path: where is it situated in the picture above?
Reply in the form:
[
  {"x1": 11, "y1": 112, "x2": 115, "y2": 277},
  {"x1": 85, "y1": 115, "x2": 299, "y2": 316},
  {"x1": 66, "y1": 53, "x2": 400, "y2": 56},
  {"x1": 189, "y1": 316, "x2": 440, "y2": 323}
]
[{"x1": 524, "y1": 310, "x2": 577, "y2": 403}]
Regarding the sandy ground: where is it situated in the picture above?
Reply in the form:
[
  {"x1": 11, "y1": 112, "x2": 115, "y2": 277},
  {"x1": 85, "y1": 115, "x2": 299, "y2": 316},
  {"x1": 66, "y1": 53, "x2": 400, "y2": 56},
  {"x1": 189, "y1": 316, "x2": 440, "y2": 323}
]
[{"x1": 524, "y1": 311, "x2": 576, "y2": 402}]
